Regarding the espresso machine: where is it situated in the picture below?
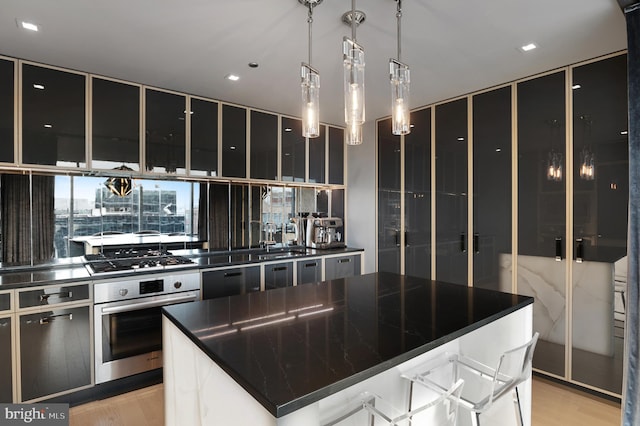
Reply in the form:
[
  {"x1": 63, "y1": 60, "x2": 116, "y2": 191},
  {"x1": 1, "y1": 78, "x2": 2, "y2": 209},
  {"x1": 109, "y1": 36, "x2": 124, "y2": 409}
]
[{"x1": 306, "y1": 217, "x2": 345, "y2": 249}]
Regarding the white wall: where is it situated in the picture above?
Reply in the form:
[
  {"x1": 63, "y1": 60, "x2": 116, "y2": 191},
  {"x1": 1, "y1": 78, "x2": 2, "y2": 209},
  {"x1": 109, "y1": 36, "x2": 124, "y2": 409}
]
[{"x1": 346, "y1": 121, "x2": 377, "y2": 274}]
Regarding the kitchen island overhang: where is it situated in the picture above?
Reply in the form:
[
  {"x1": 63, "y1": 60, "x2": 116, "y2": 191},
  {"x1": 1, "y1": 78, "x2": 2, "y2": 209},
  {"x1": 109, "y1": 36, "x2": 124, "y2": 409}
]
[{"x1": 162, "y1": 272, "x2": 533, "y2": 425}]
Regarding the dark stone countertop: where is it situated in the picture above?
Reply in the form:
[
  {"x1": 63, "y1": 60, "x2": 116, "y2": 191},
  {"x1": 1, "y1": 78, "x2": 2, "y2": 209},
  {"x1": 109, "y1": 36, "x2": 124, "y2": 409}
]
[
  {"x1": 162, "y1": 271, "x2": 533, "y2": 418},
  {"x1": 0, "y1": 247, "x2": 364, "y2": 290}
]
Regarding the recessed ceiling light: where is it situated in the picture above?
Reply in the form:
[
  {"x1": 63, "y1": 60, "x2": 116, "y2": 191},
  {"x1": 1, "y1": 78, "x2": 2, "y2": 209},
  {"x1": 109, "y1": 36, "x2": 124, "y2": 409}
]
[
  {"x1": 248, "y1": 62, "x2": 259, "y2": 68},
  {"x1": 225, "y1": 74, "x2": 240, "y2": 81},
  {"x1": 44, "y1": 124, "x2": 52, "y2": 128},
  {"x1": 572, "y1": 84, "x2": 581, "y2": 90},
  {"x1": 19, "y1": 20, "x2": 39, "y2": 32},
  {"x1": 33, "y1": 84, "x2": 44, "y2": 90},
  {"x1": 410, "y1": 124, "x2": 415, "y2": 128},
  {"x1": 457, "y1": 137, "x2": 465, "y2": 141},
  {"x1": 520, "y1": 43, "x2": 537, "y2": 52},
  {"x1": 495, "y1": 148, "x2": 502, "y2": 152},
  {"x1": 284, "y1": 128, "x2": 292, "y2": 132},
  {"x1": 230, "y1": 146, "x2": 236, "y2": 150},
  {"x1": 621, "y1": 130, "x2": 628, "y2": 135}
]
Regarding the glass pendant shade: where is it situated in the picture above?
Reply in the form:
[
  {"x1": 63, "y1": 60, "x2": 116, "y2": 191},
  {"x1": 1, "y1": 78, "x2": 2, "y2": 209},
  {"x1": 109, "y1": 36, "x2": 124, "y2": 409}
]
[
  {"x1": 390, "y1": 59, "x2": 410, "y2": 135},
  {"x1": 579, "y1": 148, "x2": 595, "y2": 180},
  {"x1": 547, "y1": 151, "x2": 563, "y2": 182},
  {"x1": 301, "y1": 63, "x2": 320, "y2": 138},
  {"x1": 343, "y1": 37, "x2": 365, "y2": 126},
  {"x1": 346, "y1": 122, "x2": 363, "y2": 145}
]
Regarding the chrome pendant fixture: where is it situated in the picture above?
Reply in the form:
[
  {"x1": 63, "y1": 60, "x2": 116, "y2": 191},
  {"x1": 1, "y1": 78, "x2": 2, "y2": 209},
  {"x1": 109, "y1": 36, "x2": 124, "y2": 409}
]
[
  {"x1": 390, "y1": 0, "x2": 410, "y2": 135},
  {"x1": 300, "y1": 0, "x2": 322, "y2": 138},
  {"x1": 342, "y1": 1, "x2": 365, "y2": 145}
]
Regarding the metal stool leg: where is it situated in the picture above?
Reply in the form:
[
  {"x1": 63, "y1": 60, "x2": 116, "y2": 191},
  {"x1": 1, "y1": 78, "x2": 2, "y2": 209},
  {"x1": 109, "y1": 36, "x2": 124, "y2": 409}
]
[{"x1": 514, "y1": 387, "x2": 524, "y2": 426}]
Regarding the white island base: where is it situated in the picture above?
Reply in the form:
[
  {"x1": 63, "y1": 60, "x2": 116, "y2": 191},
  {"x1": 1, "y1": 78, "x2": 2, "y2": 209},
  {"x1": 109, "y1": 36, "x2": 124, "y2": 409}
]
[{"x1": 163, "y1": 304, "x2": 532, "y2": 426}]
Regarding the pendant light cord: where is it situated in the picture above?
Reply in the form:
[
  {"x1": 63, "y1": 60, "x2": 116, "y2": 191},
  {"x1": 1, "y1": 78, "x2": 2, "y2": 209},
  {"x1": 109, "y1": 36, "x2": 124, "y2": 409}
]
[
  {"x1": 308, "y1": 4, "x2": 313, "y2": 65},
  {"x1": 396, "y1": 0, "x2": 402, "y2": 62},
  {"x1": 351, "y1": 0, "x2": 356, "y2": 40}
]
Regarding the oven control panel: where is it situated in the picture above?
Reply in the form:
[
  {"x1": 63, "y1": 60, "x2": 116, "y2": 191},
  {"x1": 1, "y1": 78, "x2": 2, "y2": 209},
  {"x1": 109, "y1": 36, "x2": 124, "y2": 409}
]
[{"x1": 93, "y1": 271, "x2": 200, "y2": 304}]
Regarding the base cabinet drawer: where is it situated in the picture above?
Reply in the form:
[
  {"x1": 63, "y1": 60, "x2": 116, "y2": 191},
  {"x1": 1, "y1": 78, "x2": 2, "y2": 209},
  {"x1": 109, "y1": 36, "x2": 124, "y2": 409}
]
[
  {"x1": 324, "y1": 255, "x2": 361, "y2": 281},
  {"x1": 297, "y1": 259, "x2": 322, "y2": 285},
  {"x1": 19, "y1": 305, "x2": 91, "y2": 401},
  {"x1": 0, "y1": 316, "x2": 13, "y2": 403},
  {"x1": 202, "y1": 266, "x2": 261, "y2": 300},
  {"x1": 264, "y1": 262, "x2": 293, "y2": 290},
  {"x1": 18, "y1": 284, "x2": 90, "y2": 309}
]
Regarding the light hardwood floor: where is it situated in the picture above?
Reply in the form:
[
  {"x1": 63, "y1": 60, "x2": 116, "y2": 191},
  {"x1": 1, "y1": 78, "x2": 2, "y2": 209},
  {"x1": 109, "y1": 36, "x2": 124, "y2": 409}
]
[{"x1": 69, "y1": 376, "x2": 621, "y2": 426}]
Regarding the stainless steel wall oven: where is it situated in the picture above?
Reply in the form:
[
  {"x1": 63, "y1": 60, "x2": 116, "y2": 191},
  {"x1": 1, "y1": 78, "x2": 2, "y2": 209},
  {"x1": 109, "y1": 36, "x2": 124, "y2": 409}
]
[{"x1": 93, "y1": 271, "x2": 200, "y2": 383}]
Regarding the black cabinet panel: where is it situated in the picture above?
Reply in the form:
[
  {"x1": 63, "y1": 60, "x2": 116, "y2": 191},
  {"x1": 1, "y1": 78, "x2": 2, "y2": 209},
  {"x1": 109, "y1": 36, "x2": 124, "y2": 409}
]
[
  {"x1": 20, "y1": 305, "x2": 91, "y2": 401},
  {"x1": 328, "y1": 127, "x2": 344, "y2": 185},
  {"x1": 472, "y1": 87, "x2": 512, "y2": 290},
  {"x1": 0, "y1": 59, "x2": 14, "y2": 163},
  {"x1": 309, "y1": 125, "x2": 326, "y2": 184},
  {"x1": 377, "y1": 118, "x2": 401, "y2": 274},
  {"x1": 264, "y1": 261, "x2": 293, "y2": 290},
  {"x1": 405, "y1": 108, "x2": 432, "y2": 279},
  {"x1": 250, "y1": 111, "x2": 277, "y2": 180},
  {"x1": 22, "y1": 64, "x2": 86, "y2": 167},
  {"x1": 0, "y1": 316, "x2": 12, "y2": 402},
  {"x1": 297, "y1": 259, "x2": 322, "y2": 285},
  {"x1": 190, "y1": 98, "x2": 218, "y2": 177},
  {"x1": 281, "y1": 117, "x2": 305, "y2": 182},
  {"x1": 325, "y1": 255, "x2": 361, "y2": 280},
  {"x1": 92, "y1": 78, "x2": 140, "y2": 170},
  {"x1": 435, "y1": 98, "x2": 468, "y2": 285},
  {"x1": 145, "y1": 89, "x2": 186, "y2": 174},
  {"x1": 222, "y1": 105, "x2": 246, "y2": 178},
  {"x1": 518, "y1": 71, "x2": 566, "y2": 258},
  {"x1": 202, "y1": 266, "x2": 261, "y2": 299}
]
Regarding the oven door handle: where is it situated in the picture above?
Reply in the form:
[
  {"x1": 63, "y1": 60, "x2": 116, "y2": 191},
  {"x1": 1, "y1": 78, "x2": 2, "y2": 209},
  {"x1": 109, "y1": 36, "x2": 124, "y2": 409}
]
[{"x1": 100, "y1": 293, "x2": 199, "y2": 314}]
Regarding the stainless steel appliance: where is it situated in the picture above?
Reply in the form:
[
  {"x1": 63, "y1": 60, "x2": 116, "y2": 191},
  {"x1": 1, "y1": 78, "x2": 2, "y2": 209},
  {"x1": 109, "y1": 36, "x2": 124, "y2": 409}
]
[
  {"x1": 306, "y1": 217, "x2": 345, "y2": 249},
  {"x1": 84, "y1": 249, "x2": 195, "y2": 275},
  {"x1": 93, "y1": 271, "x2": 200, "y2": 383}
]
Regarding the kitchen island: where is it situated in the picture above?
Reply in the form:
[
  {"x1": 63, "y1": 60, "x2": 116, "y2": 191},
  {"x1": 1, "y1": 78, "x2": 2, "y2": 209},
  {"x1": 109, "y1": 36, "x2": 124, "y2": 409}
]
[{"x1": 162, "y1": 272, "x2": 533, "y2": 425}]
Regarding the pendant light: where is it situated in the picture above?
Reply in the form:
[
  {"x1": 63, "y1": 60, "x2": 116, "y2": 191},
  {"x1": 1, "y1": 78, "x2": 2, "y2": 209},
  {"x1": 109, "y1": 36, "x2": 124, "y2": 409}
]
[
  {"x1": 342, "y1": 1, "x2": 366, "y2": 145},
  {"x1": 300, "y1": 0, "x2": 322, "y2": 138},
  {"x1": 546, "y1": 119, "x2": 562, "y2": 182},
  {"x1": 578, "y1": 115, "x2": 595, "y2": 181},
  {"x1": 390, "y1": 0, "x2": 410, "y2": 135}
]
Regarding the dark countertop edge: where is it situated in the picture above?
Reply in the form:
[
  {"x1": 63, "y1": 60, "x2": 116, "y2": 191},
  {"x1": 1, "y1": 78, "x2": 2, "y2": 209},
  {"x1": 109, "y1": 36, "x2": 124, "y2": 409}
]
[
  {"x1": 0, "y1": 247, "x2": 364, "y2": 290},
  {"x1": 162, "y1": 294, "x2": 533, "y2": 418}
]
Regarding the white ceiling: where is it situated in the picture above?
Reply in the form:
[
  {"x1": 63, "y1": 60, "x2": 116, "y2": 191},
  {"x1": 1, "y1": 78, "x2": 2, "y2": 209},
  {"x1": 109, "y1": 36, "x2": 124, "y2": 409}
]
[{"x1": 0, "y1": 0, "x2": 628, "y2": 127}]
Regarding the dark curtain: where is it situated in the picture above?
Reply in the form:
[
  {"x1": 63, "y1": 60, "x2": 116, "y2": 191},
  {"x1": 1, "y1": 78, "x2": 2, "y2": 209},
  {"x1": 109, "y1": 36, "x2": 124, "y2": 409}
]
[
  {"x1": 623, "y1": 3, "x2": 640, "y2": 425},
  {"x1": 1, "y1": 174, "x2": 54, "y2": 264}
]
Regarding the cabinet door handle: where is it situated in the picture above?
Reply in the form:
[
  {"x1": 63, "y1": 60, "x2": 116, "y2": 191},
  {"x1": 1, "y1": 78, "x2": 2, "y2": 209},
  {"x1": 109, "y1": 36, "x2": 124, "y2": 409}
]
[
  {"x1": 224, "y1": 272, "x2": 242, "y2": 278},
  {"x1": 555, "y1": 237, "x2": 563, "y2": 261},
  {"x1": 304, "y1": 262, "x2": 318, "y2": 268},
  {"x1": 272, "y1": 266, "x2": 288, "y2": 272},
  {"x1": 40, "y1": 291, "x2": 72, "y2": 302},
  {"x1": 460, "y1": 233, "x2": 466, "y2": 253},
  {"x1": 40, "y1": 313, "x2": 73, "y2": 325},
  {"x1": 473, "y1": 234, "x2": 479, "y2": 254},
  {"x1": 576, "y1": 238, "x2": 584, "y2": 263},
  {"x1": 395, "y1": 230, "x2": 400, "y2": 247},
  {"x1": 405, "y1": 231, "x2": 409, "y2": 247},
  {"x1": 339, "y1": 258, "x2": 352, "y2": 264}
]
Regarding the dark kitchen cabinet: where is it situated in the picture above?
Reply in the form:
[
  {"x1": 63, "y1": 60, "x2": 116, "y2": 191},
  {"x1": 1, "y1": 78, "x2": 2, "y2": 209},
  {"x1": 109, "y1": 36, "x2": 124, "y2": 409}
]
[
  {"x1": 190, "y1": 98, "x2": 218, "y2": 177},
  {"x1": 0, "y1": 58, "x2": 14, "y2": 163},
  {"x1": 435, "y1": 98, "x2": 468, "y2": 286},
  {"x1": 202, "y1": 266, "x2": 261, "y2": 299},
  {"x1": 377, "y1": 118, "x2": 401, "y2": 274},
  {"x1": 472, "y1": 86, "x2": 512, "y2": 291},
  {"x1": 281, "y1": 117, "x2": 305, "y2": 182},
  {"x1": 297, "y1": 258, "x2": 322, "y2": 285},
  {"x1": 325, "y1": 254, "x2": 361, "y2": 281},
  {"x1": 145, "y1": 88, "x2": 186, "y2": 174},
  {"x1": 0, "y1": 315, "x2": 12, "y2": 403},
  {"x1": 18, "y1": 284, "x2": 90, "y2": 309},
  {"x1": 19, "y1": 304, "x2": 91, "y2": 401},
  {"x1": 309, "y1": 125, "x2": 326, "y2": 184},
  {"x1": 92, "y1": 77, "x2": 140, "y2": 171},
  {"x1": 264, "y1": 261, "x2": 294, "y2": 290},
  {"x1": 222, "y1": 104, "x2": 247, "y2": 178},
  {"x1": 404, "y1": 107, "x2": 432, "y2": 279},
  {"x1": 328, "y1": 126, "x2": 344, "y2": 185},
  {"x1": 22, "y1": 64, "x2": 86, "y2": 167},
  {"x1": 250, "y1": 110, "x2": 278, "y2": 180}
]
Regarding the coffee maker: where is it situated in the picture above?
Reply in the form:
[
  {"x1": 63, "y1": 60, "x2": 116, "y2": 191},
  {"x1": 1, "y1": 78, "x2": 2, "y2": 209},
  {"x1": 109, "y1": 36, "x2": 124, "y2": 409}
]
[{"x1": 306, "y1": 217, "x2": 345, "y2": 249}]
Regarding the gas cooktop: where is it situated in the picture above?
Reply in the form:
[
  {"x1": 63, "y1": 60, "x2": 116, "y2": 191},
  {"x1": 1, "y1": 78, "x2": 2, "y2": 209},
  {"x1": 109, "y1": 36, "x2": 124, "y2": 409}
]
[{"x1": 84, "y1": 249, "x2": 195, "y2": 275}]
